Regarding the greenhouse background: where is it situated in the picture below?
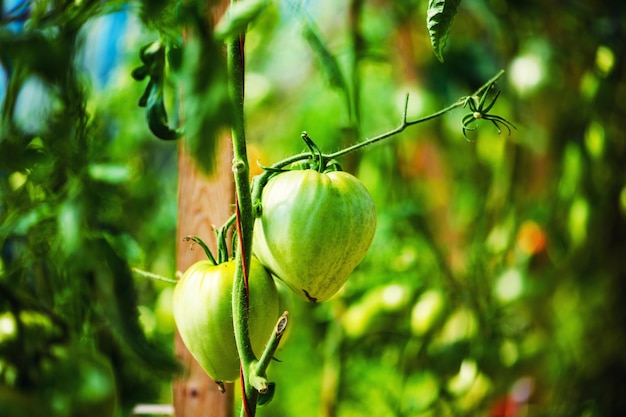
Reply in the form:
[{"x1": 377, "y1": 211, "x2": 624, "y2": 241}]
[{"x1": 1, "y1": 0, "x2": 625, "y2": 416}]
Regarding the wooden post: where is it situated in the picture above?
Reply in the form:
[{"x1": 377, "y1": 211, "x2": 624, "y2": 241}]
[
  {"x1": 173, "y1": 0, "x2": 234, "y2": 415},
  {"x1": 173, "y1": 136, "x2": 235, "y2": 417}
]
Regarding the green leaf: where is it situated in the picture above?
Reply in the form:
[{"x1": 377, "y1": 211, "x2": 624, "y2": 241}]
[
  {"x1": 96, "y1": 237, "x2": 179, "y2": 375},
  {"x1": 58, "y1": 199, "x2": 82, "y2": 255},
  {"x1": 132, "y1": 41, "x2": 183, "y2": 141},
  {"x1": 302, "y1": 19, "x2": 348, "y2": 94},
  {"x1": 145, "y1": 86, "x2": 183, "y2": 141},
  {"x1": 214, "y1": 0, "x2": 267, "y2": 40},
  {"x1": 426, "y1": 0, "x2": 462, "y2": 62}
]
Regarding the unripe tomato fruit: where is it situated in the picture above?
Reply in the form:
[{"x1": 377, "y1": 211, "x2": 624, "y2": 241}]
[
  {"x1": 253, "y1": 169, "x2": 376, "y2": 302},
  {"x1": 173, "y1": 257, "x2": 279, "y2": 382}
]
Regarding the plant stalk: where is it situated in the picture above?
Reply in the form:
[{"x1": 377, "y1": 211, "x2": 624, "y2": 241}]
[{"x1": 227, "y1": 29, "x2": 259, "y2": 417}]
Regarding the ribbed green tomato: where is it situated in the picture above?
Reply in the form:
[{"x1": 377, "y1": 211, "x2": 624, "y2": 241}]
[
  {"x1": 173, "y1": 257, "x2": 279, "y2": 382},
  {"x1": 253, "y1": 169, "x2": 376, "y2": 302}
]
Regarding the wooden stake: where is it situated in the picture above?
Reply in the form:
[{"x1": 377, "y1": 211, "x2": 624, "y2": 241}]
[{"x1": 173, "y1": 136, "x2": 235, "y2": 417}]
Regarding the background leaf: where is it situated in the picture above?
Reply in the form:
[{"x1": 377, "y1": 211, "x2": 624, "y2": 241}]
[
  {"x1": 2, "y1": 1, "x2": 626, "y2": 416},
  {"x1": 427, "y1": 0, "x2": 462, "y2": 62},
  {"x1": 302, "y1": 20, "x2": 348, "y2": 93}
]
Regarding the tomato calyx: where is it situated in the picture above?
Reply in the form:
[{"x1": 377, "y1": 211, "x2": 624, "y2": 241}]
[{"x1": 182, "y1": 213, "x2": 237, "y2": 265}]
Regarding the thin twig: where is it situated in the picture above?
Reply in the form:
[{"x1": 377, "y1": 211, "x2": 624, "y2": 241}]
[
  {"x1": 131, "y1": 268, "x2": 178, "y2": 284},
  {"x1": 249, "y1": 70, "x2": 507, "y2": 184},
  {"x1": 327, "y1": 69, "x2": 506, "y2": 159}
]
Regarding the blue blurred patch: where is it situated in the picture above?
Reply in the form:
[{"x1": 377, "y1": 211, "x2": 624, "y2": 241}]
[
  {"x1": 80, "y1": 9, "x2": 131, "y2": 88},
  {"x1": 2, "y1": 0, "x2": 30, "y2": 32},
  {"x1": 1, "y1": 2, "x2": 132, "y2": 98}
]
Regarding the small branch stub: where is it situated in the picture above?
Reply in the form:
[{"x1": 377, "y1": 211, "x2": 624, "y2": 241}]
[{"x1": 276, "y1": 311, "x2": 288, "y2": 336}]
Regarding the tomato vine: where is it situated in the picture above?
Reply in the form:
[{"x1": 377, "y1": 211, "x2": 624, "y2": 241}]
[
  {"x1": 226, "y1": 65, "x2": 511, "y2": 415},
  {"x1": 129, "y1": 0, "x2": 514, "y2": 414}
]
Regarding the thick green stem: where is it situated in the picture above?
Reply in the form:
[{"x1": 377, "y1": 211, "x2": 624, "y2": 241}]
[{"x1": 228, "y1": 31, "x2": 259, "y2": 417}]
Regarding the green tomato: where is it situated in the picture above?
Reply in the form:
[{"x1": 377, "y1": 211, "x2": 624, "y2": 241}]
[
  {"x1": 253, "y1": 169, "x2": 376, "y2": 302},
  {"x1": 173, "y1": 257, "x2": 279, "y2": 382}
]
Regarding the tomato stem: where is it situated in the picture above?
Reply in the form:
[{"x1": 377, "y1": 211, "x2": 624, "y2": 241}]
[
  {"x1": 301, "y1": 131, "x2": 325, "y2": 172},
  {"x1": 244, "y1": 70, "x2": 507, "y2": 213},
  {"x1": 227, "y1": 19, "x2": 260, "y2": 417}
]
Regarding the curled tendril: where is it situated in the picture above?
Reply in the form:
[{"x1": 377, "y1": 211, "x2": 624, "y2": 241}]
[{"x1": 461, "y1": 83, "x2": 516, "y2": 140}]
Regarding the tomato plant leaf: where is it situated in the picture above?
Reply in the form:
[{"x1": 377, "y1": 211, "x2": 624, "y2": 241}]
[
  {"x1": 132, "y1": 41, "x2": 183, "y2": 141},
  {"x1": 97, "y1": 237, "x2": 180, "y2": 374},
  {"x1": 302, "y1": 18, "x2": 349, "y2": 96},
  {"x1": 426, "y1": 0, "x2": 462, "y2": 62}
]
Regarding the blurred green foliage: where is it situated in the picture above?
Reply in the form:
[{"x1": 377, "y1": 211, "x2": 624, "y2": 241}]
[
  {"x1": 1, "y1": 1, "x2": 179, "y2": 415},
  {"x1": 1, "y1": 0, "x2": 625, "y2": 416},
  {"x1": 243, "y1": 1, "x2": 626, "y2": 416}
]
